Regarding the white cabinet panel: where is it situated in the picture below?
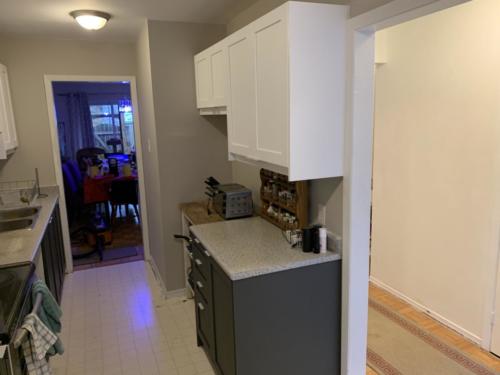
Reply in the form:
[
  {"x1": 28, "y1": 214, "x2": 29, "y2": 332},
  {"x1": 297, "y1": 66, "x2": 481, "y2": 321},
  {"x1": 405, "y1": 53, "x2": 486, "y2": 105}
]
[
  {"x1": 211, "y1": 49, "x2": 226, "y2": 107},
  {"x1": 194, "y1": 41, "x2": 227, "y2": 112},
  {"x1": 0, "y1": 64, "x2": 18, "y2": 159},
  {"x1": 254, "y1": 15, "x2": 289, "y2": 167},
  {"x1": 226, "y1": 31, "x2": 256, "y2": 159},
  {"x1": 195, "y1": 56, "x2": 212, "y2": 109}
]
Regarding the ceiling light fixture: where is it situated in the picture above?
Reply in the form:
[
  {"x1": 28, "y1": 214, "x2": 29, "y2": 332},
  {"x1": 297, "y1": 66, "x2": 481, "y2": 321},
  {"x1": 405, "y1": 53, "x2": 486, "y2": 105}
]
[{"x1": 70, "y1": 10, "x2": 111, "y2": 31}]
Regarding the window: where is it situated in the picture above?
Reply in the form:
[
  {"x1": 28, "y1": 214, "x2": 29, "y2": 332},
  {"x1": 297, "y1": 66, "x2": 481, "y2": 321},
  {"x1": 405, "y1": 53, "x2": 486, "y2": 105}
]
[{"x1": 90, "y1": 103, "x2": 135, "y2": 154}]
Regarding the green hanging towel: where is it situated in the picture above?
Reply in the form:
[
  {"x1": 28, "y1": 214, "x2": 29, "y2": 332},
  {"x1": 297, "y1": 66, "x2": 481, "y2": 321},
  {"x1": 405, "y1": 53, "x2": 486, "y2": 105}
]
[{"x1": 32, "y1": 279, "x2": 64, "y2": 356}]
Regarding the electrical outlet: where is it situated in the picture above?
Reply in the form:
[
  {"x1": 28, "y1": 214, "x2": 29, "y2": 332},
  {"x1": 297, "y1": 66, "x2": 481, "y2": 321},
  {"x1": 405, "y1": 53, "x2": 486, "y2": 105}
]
[{"x1": 317, "y1": 204, "x2": 327, "y2": 226}]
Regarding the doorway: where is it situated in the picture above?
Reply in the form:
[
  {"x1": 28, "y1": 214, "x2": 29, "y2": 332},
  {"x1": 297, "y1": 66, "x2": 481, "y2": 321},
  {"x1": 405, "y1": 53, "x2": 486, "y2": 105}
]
[
  {"x1": 365, "y1": 0, "x2": 500, "y2": 373},
  {"x1": 44, "y1": 76, "x2": 150, "y2": 273}
]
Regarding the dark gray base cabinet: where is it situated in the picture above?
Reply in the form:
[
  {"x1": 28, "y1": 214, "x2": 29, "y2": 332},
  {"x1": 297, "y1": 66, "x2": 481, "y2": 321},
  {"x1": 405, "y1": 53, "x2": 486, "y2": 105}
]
[
  {"x1": 41, "y1": 203, "x2": 66, "y2": 303},
  {"x1": 191, "y1": 237, "x2": 342, "y2": 375}
]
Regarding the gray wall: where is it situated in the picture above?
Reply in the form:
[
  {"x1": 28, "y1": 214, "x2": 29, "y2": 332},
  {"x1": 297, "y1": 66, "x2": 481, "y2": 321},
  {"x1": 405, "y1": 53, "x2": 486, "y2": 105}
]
[
  {"x1": 0, "y1": 34, "x2": 137, "y2": 186},
  {"x1": 349, "y1": 0, "x2": 394, "y2": 16},
  {"x1": 138, "y1": 20, "x2": 232, "y2": 291},
  {"x1": 227, "y1": 0, "x2": 349, "y2": 33}
]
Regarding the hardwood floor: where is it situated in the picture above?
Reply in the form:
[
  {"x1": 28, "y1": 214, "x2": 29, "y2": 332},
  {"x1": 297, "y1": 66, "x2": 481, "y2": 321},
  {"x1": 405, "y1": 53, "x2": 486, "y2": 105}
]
[{"x1": 366, "y1": 282, "x2": 500, "y2": 374}]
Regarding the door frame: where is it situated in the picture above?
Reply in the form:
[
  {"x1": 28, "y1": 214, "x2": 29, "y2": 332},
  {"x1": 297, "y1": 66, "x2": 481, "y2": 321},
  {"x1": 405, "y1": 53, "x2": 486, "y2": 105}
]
[
  {"x1": 342, "y1": 0, "x2": 470, "y2": 373},
  {"x1": 43, "y1": 75, "x2": 151, "y2": 274}
]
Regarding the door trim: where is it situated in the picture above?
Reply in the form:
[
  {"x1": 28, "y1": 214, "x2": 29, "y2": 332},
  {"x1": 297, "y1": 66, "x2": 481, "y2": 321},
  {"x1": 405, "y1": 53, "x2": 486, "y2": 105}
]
[
  {"x1": 43, "y1": 75, "x2": 152, "y2": 274},
  {"x1": 342, "y1": 0, "x2": 470, "y2": 373}
]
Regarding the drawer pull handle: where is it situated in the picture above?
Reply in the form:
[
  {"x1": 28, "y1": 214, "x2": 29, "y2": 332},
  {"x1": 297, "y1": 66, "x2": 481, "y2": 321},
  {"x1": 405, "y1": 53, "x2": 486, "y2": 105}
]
[
  {"x1": 194, "y1": 238, "x2": 200, "y2": 244},
  {"x1": 195, "y1": 259, "x2": 202, "y2": 266},
  {"x1": 203, "y1": 250, "x2": 211, "y2": 257},
  {"x1": 197, "y1": 281, "x2": 204, "y2": 289},
  {"x1": 198, "y1": 302, "x2": 205, "y2": 311}
]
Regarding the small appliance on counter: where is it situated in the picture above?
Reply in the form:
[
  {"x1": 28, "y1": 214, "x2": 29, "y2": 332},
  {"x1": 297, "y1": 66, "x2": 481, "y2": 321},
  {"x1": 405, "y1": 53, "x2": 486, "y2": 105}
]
[{"x1": 204, "y1": 177, "x2": 253, "y2": 220}]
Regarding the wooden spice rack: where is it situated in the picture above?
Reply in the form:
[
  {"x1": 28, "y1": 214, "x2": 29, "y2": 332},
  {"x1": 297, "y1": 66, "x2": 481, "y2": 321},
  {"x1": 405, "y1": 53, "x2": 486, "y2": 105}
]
[{"x1": 260, "y1": 168, "x2": 308, "y2": 230}]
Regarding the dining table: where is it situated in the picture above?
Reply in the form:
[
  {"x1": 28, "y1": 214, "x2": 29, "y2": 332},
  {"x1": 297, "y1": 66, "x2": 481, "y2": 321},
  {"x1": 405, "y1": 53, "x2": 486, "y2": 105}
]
[{"x1": 83, "y1": 173, "x2": 137, "y2": 206}]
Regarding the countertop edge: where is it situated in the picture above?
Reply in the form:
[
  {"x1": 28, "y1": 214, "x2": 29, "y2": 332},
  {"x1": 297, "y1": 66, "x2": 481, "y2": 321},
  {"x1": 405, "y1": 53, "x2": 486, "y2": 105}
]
[{"x1": 0, "y1": 186, "x2": 59, "y2": 266}]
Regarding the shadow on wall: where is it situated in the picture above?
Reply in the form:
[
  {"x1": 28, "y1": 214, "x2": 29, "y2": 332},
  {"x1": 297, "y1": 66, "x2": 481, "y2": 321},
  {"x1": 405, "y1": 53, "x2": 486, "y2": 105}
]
[
  {"x1": 310, "y1": 177, "x2": 343, "y2": 235},
  {"x1": 203, "y1": 116, "x2": 228, "y2": 137}
]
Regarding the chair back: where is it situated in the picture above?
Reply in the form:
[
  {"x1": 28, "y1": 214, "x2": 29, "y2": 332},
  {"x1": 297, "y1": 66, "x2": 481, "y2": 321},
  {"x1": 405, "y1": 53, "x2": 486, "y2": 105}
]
[
  {"x1": 109, "y1": 179, "x2": 138, "y2": 205},
  {"x1": 76, "y1": 147, "x2": 105, "y2": 173}
]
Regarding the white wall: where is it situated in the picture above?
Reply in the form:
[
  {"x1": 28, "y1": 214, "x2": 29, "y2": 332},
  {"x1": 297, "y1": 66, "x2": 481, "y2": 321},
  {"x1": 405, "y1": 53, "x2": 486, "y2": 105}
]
[
  {"x1": 0, "y1": 35, "x2": 137, "y2": 185},
  {"x1": 371, "y1": 0, "x2": 500, "y2": 342}
]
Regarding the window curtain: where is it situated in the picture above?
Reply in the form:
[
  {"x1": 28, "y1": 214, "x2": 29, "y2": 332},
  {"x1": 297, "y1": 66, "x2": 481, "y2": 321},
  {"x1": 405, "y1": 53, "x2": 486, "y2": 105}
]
[{"x1": 58, "y1": 92, "x2": 94, "y2": 160}]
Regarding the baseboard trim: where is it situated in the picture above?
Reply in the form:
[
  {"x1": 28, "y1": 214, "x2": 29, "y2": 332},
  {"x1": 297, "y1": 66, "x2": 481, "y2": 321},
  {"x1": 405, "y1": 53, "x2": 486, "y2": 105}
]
[
  {"x1": 166, "y1": 288, "x2": 187, "y2": 299},
  {"x1": 147, "y1": 257, "x2": 168, "y2": 299},
  {"x1": 370, "y1": 276, "x2": 482, "y2": 344}
]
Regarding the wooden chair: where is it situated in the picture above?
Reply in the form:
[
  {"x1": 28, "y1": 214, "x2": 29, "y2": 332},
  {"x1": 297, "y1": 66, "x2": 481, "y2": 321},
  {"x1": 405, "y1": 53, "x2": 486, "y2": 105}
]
[{"x1": 109, "y1": 179, "x2": 139, "y2": 223}]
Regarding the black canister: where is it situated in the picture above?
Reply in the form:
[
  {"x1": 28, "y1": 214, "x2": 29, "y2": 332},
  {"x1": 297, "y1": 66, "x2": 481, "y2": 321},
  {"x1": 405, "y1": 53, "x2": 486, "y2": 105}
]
[
  {"x1": 302, "y1": 227, "x2": 314, "y2": 253},
  {"x1": 302, "y1": 226, "x2": 321, "y2": 253}
]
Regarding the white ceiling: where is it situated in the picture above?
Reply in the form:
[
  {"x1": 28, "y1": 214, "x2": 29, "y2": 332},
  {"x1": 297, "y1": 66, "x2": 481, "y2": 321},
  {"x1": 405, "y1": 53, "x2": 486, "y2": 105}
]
[{"x1": 0, "y1": 0, "x2": 258, "y2": 41}]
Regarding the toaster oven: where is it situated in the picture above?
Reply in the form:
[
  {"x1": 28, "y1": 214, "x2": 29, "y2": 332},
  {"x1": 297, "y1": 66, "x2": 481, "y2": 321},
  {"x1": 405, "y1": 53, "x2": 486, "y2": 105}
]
[{"x1": 212, "y1": 184, "x2": 253, "y2": 219}]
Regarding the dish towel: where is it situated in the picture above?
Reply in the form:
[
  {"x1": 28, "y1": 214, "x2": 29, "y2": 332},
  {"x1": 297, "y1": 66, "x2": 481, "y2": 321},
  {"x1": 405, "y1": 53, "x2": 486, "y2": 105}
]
[
  {"x1": 21, "y1": 313, "x2": 57, "y2": 375},
  {"x1": 32, "y1": 280, "x2": 64, "y2": 355}
]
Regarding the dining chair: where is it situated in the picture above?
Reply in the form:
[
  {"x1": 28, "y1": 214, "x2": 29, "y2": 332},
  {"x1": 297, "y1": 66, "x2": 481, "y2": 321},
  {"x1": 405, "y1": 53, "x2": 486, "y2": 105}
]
[{"x1": 109, "y1": 179, "x2": 140, "y2": 223}]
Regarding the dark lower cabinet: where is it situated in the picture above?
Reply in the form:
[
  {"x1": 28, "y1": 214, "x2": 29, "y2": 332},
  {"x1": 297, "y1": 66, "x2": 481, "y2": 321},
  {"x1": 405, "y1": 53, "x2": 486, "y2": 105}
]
[
  {"x1": 191, "y1": 234, "x2": 342, "y2": 375},
  {"x1": 41, "y1": 203, "x2": 66, "y2": 303},
  {"x1": 212, "y1": 262, "x2": 236, "y2": 375}
]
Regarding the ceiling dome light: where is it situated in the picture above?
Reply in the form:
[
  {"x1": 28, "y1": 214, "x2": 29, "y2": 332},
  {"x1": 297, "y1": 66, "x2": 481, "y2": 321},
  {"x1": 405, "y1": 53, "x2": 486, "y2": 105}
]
[{"x1": 70, "y1": 10, "x2": 111, "y2": 31}]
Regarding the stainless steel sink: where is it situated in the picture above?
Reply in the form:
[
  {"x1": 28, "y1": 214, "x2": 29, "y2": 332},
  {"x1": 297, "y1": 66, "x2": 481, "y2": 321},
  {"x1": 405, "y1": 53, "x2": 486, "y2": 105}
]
[
  {"x1": 0, "y1": 207, "x2": 40, "y2": 221},
  {"x1": 0, "y1": 218, "x2": 34, "y2": 232}
]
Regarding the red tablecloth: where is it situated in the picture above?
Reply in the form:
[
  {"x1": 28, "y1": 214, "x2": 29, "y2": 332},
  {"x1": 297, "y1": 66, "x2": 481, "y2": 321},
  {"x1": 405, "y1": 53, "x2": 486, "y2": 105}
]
[{"x1": 83, "y1": 174, "x2": 137, "y2": 205}]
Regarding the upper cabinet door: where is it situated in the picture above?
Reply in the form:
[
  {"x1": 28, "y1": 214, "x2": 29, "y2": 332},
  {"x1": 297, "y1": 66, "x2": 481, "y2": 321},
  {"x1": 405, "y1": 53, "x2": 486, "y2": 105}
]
[
  {"x1": 252, "y1": 10, "x2": 289, "y2": 167},
  {"x1": 226, "y1": 29, "x2": 257, "y2": 159},
  {"x1": 194, "y1": 54, "x2": 212, "y2": 109},
  {"x1": 210, "y1": 47, "x2": 226, "y2": 108},
  {"x1": 0, "y1": 64, "x2": 18, "y2": 156}
]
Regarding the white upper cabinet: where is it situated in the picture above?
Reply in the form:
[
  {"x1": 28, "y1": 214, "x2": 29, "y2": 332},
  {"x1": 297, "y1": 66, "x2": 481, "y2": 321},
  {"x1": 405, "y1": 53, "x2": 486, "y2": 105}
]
[
  {"x1": 226, "y1": 2, "x2": 348, "y2": 181},
  {"x1": 194, "y1": 40, "x2": 227, "y2": 114},
  {"x1": 0, "y1": 63, "x2": 18, "y2": 159},
  {"x1": 193, "y1": 2, "x2": 348, "y2": 180}
]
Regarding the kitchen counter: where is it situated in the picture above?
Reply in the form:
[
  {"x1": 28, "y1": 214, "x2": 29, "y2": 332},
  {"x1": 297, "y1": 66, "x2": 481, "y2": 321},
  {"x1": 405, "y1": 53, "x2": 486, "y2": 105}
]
[
  {"x1": 179, "y1": 201, "x2": 224, "y2": 225},
  {"x1": 0, "y1": 186, "x2": 59, "y2": 266},
  {"x1": 190, "y1": 216, "x2": 341, "y2": 280}
]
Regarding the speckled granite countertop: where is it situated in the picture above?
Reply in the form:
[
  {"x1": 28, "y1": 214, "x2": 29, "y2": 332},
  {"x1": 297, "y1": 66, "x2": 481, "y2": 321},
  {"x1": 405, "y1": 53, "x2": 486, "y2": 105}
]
[
  {"x1": 179, "y1": 201, "x2": 224, "y2": 225},
  {"x1": 190, "y1": 217, "x2": 341, "y2": 281},
  {"x1": 0, "y1": 186, "x2": 59, "y2": 266}
]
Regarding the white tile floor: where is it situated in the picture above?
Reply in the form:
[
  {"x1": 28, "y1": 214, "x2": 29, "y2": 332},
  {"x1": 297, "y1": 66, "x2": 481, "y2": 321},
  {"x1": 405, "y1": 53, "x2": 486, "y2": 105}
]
[{"x1": 50, "y1": 261, "x2": 215, "y2": 375}]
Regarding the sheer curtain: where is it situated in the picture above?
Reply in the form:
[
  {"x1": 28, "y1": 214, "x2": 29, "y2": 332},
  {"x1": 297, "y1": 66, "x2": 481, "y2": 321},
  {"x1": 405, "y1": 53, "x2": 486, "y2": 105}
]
[{"x1": 58, "y1": 92, "x2": 94, "y2": 160}]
